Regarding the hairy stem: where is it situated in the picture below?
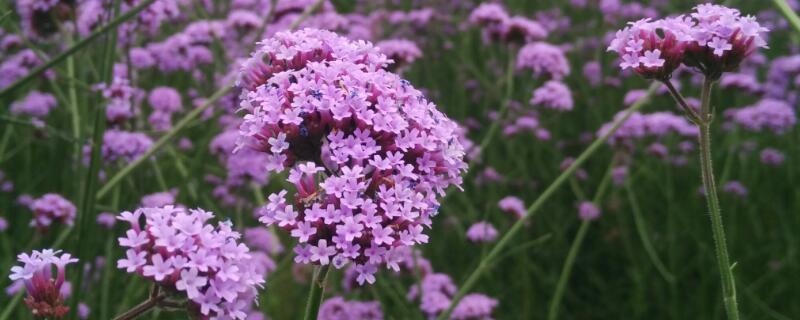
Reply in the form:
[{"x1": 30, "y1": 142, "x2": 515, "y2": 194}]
[
  {"x1": 303, "y1": 265, "x2": 331, "y2": 320},
  {"x1": 697, "y1": 78, "x2": 739, "y2": 320},
  {"x1": 112, "y1": 286, "x2": 164, "y2": 320}
]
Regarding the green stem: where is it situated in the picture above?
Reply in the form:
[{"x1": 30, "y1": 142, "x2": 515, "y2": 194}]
[
  {"x1": 65, "y1": 33, "x2": 81, "y2": 142},
  {"x1": 772, "y1": 0, "x2": 800, "y2": 34},
  {"x1": 0, "y1": 0, "x2": 157, "y2": 98},
  {"x1": 72, "y1": 0, "x2": 121, "y2": 316},
  {"x1": 697, "y1": 78, "x2": 739, "y2": 320},
  {"x1": 547, "y1": 220, "x2": 591, "y2": 320},
  {"x1": 436, "y1": 82, "x2": 659, "y2": 320},
  {"x1": 303, "y1": 265, "x2": 331, "y2": 320},
  {"x1": 547, "y1": 161, "x2": 614, "y2": 320},
  {"x1": 0, "y1": 292, "x2": 23, "y2": 320},
  {"x1": 625, "y1": 182, "x2": 675, "y2": 283}
]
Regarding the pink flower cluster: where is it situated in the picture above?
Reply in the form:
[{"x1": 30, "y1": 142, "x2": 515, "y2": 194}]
[
  {"x1": 10, "y1": 90, "x2": 57, "y2": 118},
  {"x1": 466, "y1": 221, "x2": 498, "y2": 243},
  {"x1": 408, "y1": 273, "x2": 498, "y2": 319},
  {"x1": 731, "y1": 99, "x2": 796, "y2": 134},
  {"x1": 598, "y1": 111, "x2": 698, "y2": 146},
  {"x1": 116, "y1": 206, "x2": 265, "y2": 319},
  {"x1": 9, "y1": 249, "x2": 78, "y2": 319},
  {"x1": 608, "y1": 4, "x2": 768, "y2": 79},
  {"x1": 468, "y1": 3, "x2": 548, "y2": 44},
  {"x1": 28, "y1": 193, "x2": 76, "y2": 230},
  {"x1": 318, "y1": 296, "x2": 383, "y2": 320},
  {"x1": 236, "y1": 29, "x2": 466, "y2": 285},
  {"x1": 516, "y1": 42, "x2": 570, "y2": 80}
]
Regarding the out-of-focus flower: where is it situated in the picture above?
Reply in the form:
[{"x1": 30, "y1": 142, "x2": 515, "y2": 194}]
[
  {"x1": 9, "y1": 249, "x2": 78, "y2": 319},
  {"x1": 760, "y1": 148, "x2": 785, "y2": 166},
  {"x1": 83, "y1": 130, "x2": 153, "y2": 165},
  {"x1": 498, "y1": 196, "x2": 526, "y2": 219},
  {"x1": 530, "y1": 80, "x2": 573, "y2": 111},
  {"x1": 10, "y1": 91, "x2": 57, "y2": 118},
  {"x1": 318, "y1": 296, "x2": 383, "y2": 320},
  {"x1": 732, "y1": 99, "x2": 796, "y2": 134},
  {"x1": 577, "y1": 201, "x2": 601, "y2": 221},
  {"x1": 466, "y1": 221, "x2": 498, "y2": 243},
  {"x1": 116, "y1": 206, "x2": 265, "y2": 319},
  {"x1": 517, "y1": 42, "x2": 570, "y2": 79},
  {"x1": 408, "y1": 273, "x2": 498, "y2": 319},
  {"x1": 377, "y1": 39, "x2": 422, "y2": 71},
  {"x1": 722, "y1": 181, "x2": 748, "y2": 198},
  {"x1": 28, "y1": 194, "x2": 76, "y2": 230}
]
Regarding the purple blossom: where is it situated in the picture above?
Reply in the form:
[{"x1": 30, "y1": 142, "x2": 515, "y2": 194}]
[
  {"x1": 10, "y1": 91, "x2": 57, "y2": 118},
  {"x1": 240, "y1": 29, "x2": 466, "y2": 284},
  {"x1": 116, "y1": 206, "x2": 265, "y2": 319},
  {"x1": 376, "y1": 39, "x2": 422, "y2": 71},
  {"x1": 760, "y1": 148, "x2": 785, "y2": 166},
  {"x1": 318, "y1": 296, "x2": 383, "y2": 320},
  {"x1": 732, "y1": 99, "x2": 796, "y2": 134},
  {"x1": 466, "y1": 221, "x2": 498, "y2": 243},
  {"x1": 498, "y1": 196, "x2": 526, "y2": 219},
  {"x1": 577, "y1": 201, "x2": 601, "y2": 221},
  {"x1": 517, "y1": 42, "x2": 570, "y2": 80},
  {"x1": 28, "y1": 194, "x2": 76, "y2": 230},
  {"x1": 9, "y1": 249, "x2": 78, "y2": 318},
  {"x1": 529, "y1": 80, "x2": 573, "y2": 111}
]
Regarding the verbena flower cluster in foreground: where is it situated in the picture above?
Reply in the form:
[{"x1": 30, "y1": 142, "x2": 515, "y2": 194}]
[
  {"x1": 235, "y1": 29, "x2": 467, "y2": 285},
  {"x1": 116, "y1": 206, "x2": 265, "y2": 319}
]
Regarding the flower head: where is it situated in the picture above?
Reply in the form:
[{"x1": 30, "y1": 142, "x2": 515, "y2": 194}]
[
  {"x1": 608, "y1": 18, "x2": 691, "y2": 79},
  {"x1": 238, "y1": 29, "x2": 466, "y2": 285},
  {"x1": 9, "y1": 249, "x2": 78, "y2": 319},
  {"x1": 116, "y1": 206, "x2": 265, "y2": 319},
  {"x1": 28, "y1": 194, "x2": 76, "y2": 230}
]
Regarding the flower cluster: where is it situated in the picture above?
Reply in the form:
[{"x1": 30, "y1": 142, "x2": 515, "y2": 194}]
[
  {"x1": 577, "y1": 201, "x2": 601, "y2": 221},
  {"x1": 608, "y1": 4, "x2": 768, "y2": 79},
  {"x1": 237, "y1": 28, "x2": 390, "y2": 91},
  {"x1": 95, "y1": 64, "x2": 143, "y2": 123},
  {"x1": 529, "y1": 80, "x2": 573, "y2": 111},
  {"x1": 318, "y1": 296, "x2": 383, "y2": 320},
  {"x1": 116, "y1": 206, "x2": 265, "y2": 319},
  {"x1": 0, "y1": 49, "x2": 52, "y2": 89},
  {"x1": 84, "y1": 129, "x2": 153, "y2": 164},
  {"x1": 598, "y1": 111, "x2": 698, "y2": 146},
  {"x1": 466, "y1": 221, "x2": 498, "y2": 243},
  {"x1": 10, "y1": 91, "x2": 57, "y2": 118},
  {"x1": 498, "y1": 196, "x2": 526, "y2": 219},
  {"x1": 147, "y1": 86, "x2": 183, "y2": 131},
  {"x1": 27, "y1": 193, "x2": 76, "y2": 230},
  {"x1": 408, "y1": 273, "x2": 498, "y2": 319},
  {"x1": 237, "y1": 29, "x2": 466, "y2": 285},
  {"x1": 516, "y1": 42, "x2": 570, "y2": 80},
  {"x1": 468, "y1": 3, "x2": 548, "y2": 44},
  {"x1": 9, "y1": 249, "x2": 78, "y2": 319},
  {"x1": 731, "y1": 99, "x2": 796, "y2": 134},
  {"x1": 376, "y1": 39, "x2": 422, "y2": 71}
]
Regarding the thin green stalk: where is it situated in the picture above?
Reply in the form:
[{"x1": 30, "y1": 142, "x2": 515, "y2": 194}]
[
  {"x1": 288, "y1": 0, "x2": 326, "y2": 31},
  {"x1": 625, "y1": 182, "x2": 675, "y2": 283},
  {"x1": 65, "y1": 33, "x2": 81, "y2": 142},
  {"x1": 150, "y1": 158, "x2": 169, "y2": 191},
  {"x1": 0, "y1": 292, "x2": 23, "y2": 320},
  {"x1": 303, "y1": 265, "x2": 331, "y2": 320},
  {"x1": 697, "y1": 78, "x2": 739, "y2": 320},
  {"x1": 772, "y1": 0, "x2": 800, "y2": 34},
  {"x1": 547, "y1": 220, "x2": 591, "y2": 320},
  {"x1": 0, "y1": 0, "x2": 157, "y2": 98},
  {"x1": 72, "y1": 0, "x2": 122, "y2": 316},
  {"x1": 95, "y1": 83, "x2": 234, "y2": 199},
  {"x1": 547, "y1": 162, "x2": 614, "y2": 320},
  {"x1": 436, "y1": 82, "x2": 658, "y2": 320},
  {"x1": 0, "y1": 125, "x2": 13, "y2": 159}
]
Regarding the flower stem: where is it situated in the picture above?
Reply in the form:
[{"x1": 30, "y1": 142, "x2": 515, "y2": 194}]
[
  {"x1": 547, "y1": 161, "x2": 614, "y2": 320},
  {"x1": 625, "y1": 182, "x2": 675, "y2": 283},
  {"x1": 697, "y1": 77, "x2": 739, "y2": 320},
  {"x1": 436, "y1": 82, "x2": 659, "y2": 320},
  {"x1": 303, "y1": 265, "x2": 331, "y2": 320},
  {"x1": 772, "y1": 0, "x2": 800, "y2": 34},
  {"x1": 112, "y1": 286, "x2": 165, "y2": 320}
]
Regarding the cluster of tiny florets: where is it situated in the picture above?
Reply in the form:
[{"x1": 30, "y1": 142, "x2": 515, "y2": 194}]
[
  {"x1": 9, "y1": 249, "x2": 78, "y2": 319},
  {"x1": 236, "y1": 29, "x2": 466, "y2": 285},
  {"x1": 608, "y1": 4, "x2": 768, "y2": 79},
  {"x1": 116, "y1": 206, "x2": 265, "y2": 320}
]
